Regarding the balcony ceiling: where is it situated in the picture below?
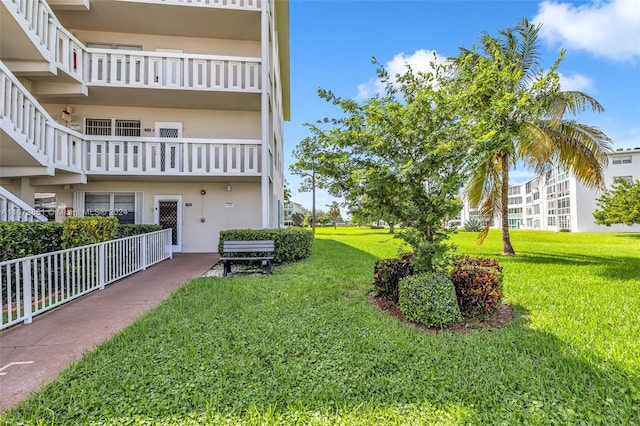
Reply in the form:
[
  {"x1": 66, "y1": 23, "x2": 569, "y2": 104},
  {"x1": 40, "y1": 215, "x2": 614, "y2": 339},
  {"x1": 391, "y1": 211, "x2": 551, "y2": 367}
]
[
  {"x1": 0, "y1": 130, "x2": 48, "y2": 168},
  {"x1": 53, "y1": 1, "x2": 261, "y2": 41},
  {"x1": 44, "y1": 86, "x2": 261, "y2": 110}
]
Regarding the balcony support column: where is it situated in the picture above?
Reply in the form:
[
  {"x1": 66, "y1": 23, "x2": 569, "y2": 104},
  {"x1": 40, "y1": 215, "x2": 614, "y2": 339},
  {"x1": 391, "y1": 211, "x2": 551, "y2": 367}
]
[{"x1": 260, "y1": 0, "x2": 270, "y2": 228}]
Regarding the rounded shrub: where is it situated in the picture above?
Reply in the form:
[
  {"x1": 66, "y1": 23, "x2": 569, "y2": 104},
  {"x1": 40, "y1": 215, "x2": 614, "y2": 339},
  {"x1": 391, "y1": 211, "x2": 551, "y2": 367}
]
[
  {"x1": 450, "y1": 256, "x2": 503, "y2": 320},
  {"x1": 398, "y1": 272, "x2": 462, "y2": 328}
]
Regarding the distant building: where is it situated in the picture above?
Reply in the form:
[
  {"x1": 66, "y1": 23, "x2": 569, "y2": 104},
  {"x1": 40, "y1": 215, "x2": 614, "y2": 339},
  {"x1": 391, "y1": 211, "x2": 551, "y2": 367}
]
[
  {"x1": 459, "y1": 148, "x2": 640, "y2": 232},
  {"x1": 283, "y1": 201, "x2": 305, "y2": 226}
]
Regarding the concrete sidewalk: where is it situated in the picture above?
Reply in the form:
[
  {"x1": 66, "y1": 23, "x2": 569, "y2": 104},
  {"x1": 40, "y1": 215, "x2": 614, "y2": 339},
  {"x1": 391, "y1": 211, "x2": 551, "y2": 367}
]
[{"x1": 0, "y1": 253, "x2": 218, "y2": 412}]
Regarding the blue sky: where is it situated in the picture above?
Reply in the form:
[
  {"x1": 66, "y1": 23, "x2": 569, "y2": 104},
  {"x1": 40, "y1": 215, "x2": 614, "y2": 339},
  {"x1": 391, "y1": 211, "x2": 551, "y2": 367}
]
[{"x1": 284, "y1": 0, "x2": 640, "y2": 213}]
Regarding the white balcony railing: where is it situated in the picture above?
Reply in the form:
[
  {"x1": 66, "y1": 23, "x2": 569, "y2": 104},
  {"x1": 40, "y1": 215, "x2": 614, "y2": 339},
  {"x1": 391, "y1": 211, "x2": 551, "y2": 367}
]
[
  {"x1": 0, "y1": 186, "x2": 48, "y2": 222},
  {"x1": 0, "y1": 60, "x2": 85, "y2": 172},
  {"x1": 85, "y1": 138, "x2": 262, "y2": 175},
  {"x1": 1, "y1": 61, "x2": 262, "y2": 177},
  {"x1": 1, "y1": 229, "x2": 172, "y2": 330},
  {"x1": 6, "y1": 0, "x2": 262, "y2": 90},
  {"x1": 87, "y1": 50, "x2": 261, "y2": 92},
  {"x1": 153, "y1": 0, "x2": 261, "y2": 10}
]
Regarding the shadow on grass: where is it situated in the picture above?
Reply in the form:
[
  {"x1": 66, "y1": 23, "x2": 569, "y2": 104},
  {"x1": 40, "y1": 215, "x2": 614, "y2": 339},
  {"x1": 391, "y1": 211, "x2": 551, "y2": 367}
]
[
  {"x1": 508, "y1": 251, "x2": 640, "y2": 281},
  {"x1": 3, "y1": 239, "x2": 638, "y2": 424}
]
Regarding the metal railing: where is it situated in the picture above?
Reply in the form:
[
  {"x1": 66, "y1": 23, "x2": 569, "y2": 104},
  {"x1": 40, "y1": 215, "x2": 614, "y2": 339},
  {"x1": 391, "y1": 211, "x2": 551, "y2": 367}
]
[{"x1": 0, "y1": 229, "x2": 172, "y2": 330}]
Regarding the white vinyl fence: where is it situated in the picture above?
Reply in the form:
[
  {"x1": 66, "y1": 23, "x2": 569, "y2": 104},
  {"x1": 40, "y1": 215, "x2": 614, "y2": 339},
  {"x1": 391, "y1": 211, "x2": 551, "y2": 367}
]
[{"x1": 1, "y1": 229, "x2": 172, "y2": 330}]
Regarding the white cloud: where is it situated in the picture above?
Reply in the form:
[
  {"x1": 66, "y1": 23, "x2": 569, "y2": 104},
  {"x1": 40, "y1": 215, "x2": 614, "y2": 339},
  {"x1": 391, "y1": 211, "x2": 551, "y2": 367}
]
[
  {"x1": 356, "y1": 49, "x2": 445, "y2": 99},
  {"x1": 533, "y1": 0, "x2": 640, "y2": 61},
  {"x1": 558, "y1": 72, "x2": 593, "y2": 91}
]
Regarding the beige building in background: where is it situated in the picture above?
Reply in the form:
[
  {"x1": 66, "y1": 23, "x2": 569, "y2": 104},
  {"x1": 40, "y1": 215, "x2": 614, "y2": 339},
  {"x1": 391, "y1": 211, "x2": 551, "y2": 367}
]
[{"x1": 1, "y1": 0, "x2": 290, "y2": 252}]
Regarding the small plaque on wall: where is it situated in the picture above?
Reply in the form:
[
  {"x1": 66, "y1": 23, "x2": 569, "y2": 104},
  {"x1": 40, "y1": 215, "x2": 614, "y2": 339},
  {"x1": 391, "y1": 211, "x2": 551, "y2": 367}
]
[
  {"x1": 185, "y1": 203, "x2": 193, "y2": 206},
  {"x1": 225, "y1": 202, "x2": 233, "y2": 208}
]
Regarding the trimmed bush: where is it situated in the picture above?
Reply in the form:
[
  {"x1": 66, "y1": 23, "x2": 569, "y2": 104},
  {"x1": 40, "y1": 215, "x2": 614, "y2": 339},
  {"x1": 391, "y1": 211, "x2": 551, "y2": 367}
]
[
  {"x1": 117, "y1": 224, "x2": 163, "y2": 238},
  {"x1": 0, "y1": 222, "x2": 63, "y2": 261},
  {"x1": 61, "y1": 217, "x2": 119, "y2": 249},
  {"x1": 218, "y1": 228, "x2": 313, "y2": 263},
  {"x1": 372, "y1": 252, "x2": 414, "y2": 303},
  {"x1": 398, "y1": 272, "x2": 462, "y2": 328},
  {"x1": 450, "y1": 256, "x2": 503, "y2": 320}
]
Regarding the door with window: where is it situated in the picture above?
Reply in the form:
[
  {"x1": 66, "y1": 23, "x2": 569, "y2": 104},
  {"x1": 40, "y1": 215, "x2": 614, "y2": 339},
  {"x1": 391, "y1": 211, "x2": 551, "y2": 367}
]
[
  {"x1": 154, "y1": 195, "x2": 182, "y2": 252},
  {"x1": 155, "y1": 122, "x2": 183, "y2": 173}
]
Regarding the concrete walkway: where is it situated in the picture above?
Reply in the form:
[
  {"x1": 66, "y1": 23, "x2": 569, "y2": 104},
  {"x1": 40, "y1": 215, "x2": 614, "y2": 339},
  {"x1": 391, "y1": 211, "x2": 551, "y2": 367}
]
[{"x1": 0, "y1": 253, "x2": 218, "y2": 412}]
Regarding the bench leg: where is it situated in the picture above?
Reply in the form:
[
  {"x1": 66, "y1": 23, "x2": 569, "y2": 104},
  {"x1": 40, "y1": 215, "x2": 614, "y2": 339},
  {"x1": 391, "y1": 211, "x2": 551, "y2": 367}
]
[
  {"x1": 223, "y1": 260, "x2": 231, "y2": 277},
  {"x1": 264, "y1": 260, "x2": 272, "y2": 275}
]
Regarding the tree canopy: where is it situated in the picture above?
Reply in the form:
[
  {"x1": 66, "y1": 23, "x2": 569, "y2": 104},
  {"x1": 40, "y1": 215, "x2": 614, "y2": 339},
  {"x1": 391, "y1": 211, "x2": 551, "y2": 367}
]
[
  {"x1": 454, "y1": 18, "x2": 611, "y2": 255},
  {"x1": 593, "y1": 177, "x2": 640, "y2": 226}
]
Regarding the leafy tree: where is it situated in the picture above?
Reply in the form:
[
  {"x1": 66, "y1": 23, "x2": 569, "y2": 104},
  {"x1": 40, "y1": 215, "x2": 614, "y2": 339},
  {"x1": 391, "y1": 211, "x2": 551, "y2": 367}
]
[
  {"x1": 453, "y1": 18, "x2": 611, "y2": 256},
  {"x1": 283, "y1": 179, "x2": 292, "y2": 202},
  {"x1": 593, "y1": 177, "x2": 640, "y2": 226},
  {"x1": 327, "y1": 201, "x2": 343, "y2": 228},
  {"x1": 290, "y1": 212, "x2": 305, "y2": 227},
  {"x1": 310, "y1": 58, "x2": 472, "y2": 272},
  {"x1": 289, "y1": 136, "x2": 339, "y2": 233}
]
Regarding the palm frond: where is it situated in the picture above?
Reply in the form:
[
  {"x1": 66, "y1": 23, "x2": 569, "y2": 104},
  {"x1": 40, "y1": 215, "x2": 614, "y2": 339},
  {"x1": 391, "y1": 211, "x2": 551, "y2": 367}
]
[
  {"x1": 466, "y1": 152, "x2": 502, "y2": 243},
  {"x1": 542, "y1": 121, "x2": 613, "y2": 188}
]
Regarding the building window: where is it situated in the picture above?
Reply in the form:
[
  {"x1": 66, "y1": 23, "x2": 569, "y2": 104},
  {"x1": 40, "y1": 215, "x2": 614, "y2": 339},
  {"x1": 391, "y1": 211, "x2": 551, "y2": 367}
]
[
  {"x1": 557, "y1": 197, "x2": 571, "y2": 215},
  {"x1": 85, "y1": 192, "x2": 136, "y2": 224},
  {"x1": 508, "y1": 196, "x2": 523, "y2": 205},
  {"x1": 548, "y1": 216, "x2": 556, "y2": 226},
  {"x1": 508, "y1": 186, "x2": 521, "y2": 195},
  {"x1": 533, "y1": 191, "x2": 540, "y2": 201},
  {"x1": 34, "y1": 193, "x2": 57, "y2": 221},
  {"x1": 612, "y1": 156, "x2": 632, "y2": 165},
  {"x1": 558, "y1": 215, "x2": 571, "y2": 230},
  {"x1": 548, "y1": 200, "x2": 557, "y2": 216},
  {"x1": 85, "y1": 118, "x2": 141, "y2": 137},
  {"x1": 534, "y1": 204, "x2": 540, "y2": 215},
  {"x1": 557, "y1": 180, "x2": 570, "y2": 197}
]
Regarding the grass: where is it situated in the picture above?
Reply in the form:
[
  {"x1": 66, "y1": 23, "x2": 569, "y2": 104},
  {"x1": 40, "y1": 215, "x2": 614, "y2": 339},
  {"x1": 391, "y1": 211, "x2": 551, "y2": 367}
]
[{"x1": 1, "y1": 228, "x2": 639, "y2": 425}]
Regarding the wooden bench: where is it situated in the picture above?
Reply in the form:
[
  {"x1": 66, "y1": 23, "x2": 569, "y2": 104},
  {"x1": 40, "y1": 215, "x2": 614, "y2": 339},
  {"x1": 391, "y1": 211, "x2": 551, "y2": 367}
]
[{"x1": 220, "y1": 240, "x2": 275, "y2": 277}]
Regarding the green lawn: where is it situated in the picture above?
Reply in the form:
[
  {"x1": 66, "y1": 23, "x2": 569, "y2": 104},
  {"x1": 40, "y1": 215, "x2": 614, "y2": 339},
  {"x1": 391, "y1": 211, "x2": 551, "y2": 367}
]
[{"x1": 2, "y1": 228, "x2": 639, "y2": 425}]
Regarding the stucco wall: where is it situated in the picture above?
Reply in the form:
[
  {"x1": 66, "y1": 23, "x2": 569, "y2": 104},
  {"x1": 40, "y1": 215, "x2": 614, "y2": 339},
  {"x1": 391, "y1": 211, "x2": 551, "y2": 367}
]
[{"x1": 31, "y1": 181, "x2": 262, "y2": 253}]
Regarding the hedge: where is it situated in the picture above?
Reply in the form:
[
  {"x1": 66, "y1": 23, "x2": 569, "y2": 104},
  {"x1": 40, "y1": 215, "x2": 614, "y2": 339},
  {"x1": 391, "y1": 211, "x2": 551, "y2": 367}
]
[
  {"x1": 218, "y1": 228, "x2": 313, "y2": 263},
  {"x1": 117, "y1": 224, "x2": 163, "y2": 238},
  {"x1": 0, "y1": 222, "x2": 63, "y2": 262},
  {"x1": 61, "y1": 217, "x2": 119, "y2": 249}
]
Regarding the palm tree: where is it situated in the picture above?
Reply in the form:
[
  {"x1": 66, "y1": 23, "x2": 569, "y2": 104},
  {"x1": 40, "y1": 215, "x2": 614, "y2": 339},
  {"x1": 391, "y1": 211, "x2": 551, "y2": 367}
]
[{"x1": 455, "y1": 18, "x2": 612, "y2": 256}]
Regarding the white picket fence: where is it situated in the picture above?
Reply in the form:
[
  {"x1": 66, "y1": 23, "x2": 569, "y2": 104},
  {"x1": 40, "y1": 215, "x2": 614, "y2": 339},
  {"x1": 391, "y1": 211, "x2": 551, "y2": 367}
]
[{"x1": 0, "y1": 229, "x2": 172, "y2": 330}]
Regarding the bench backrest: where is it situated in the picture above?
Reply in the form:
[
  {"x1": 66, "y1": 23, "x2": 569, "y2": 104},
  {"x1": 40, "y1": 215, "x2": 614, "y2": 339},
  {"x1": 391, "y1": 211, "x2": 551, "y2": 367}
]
[{"x1": 222, "y1": 240, "x2": 275, "y2": 253}]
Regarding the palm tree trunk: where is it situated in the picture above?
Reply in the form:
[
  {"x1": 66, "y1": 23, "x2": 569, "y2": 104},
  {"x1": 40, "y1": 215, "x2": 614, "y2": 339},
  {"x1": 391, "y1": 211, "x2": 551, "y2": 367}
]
[{"x1": 501, "y1": 153, "x2": 516, "y2": 256}]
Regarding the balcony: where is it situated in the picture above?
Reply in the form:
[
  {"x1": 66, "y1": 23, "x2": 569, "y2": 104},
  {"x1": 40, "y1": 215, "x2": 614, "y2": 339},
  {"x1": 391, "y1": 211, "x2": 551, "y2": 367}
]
[
  {"x1": 51, "y1": 0, "x2": 261, "y2": 41},
  {"x1": 84, "y1": 138, "x2": 262, "y2": 179}
]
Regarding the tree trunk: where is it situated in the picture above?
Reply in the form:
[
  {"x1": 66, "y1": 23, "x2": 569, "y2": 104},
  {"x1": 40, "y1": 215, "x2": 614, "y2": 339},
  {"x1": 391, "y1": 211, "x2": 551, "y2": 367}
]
[
  {"x1": 501, "y1": 153, "x2": 516, "y2": 256},
  {"x1": 311, "y1": 171, "x2": 316, "y2": 234},
  {"x1": 389, "y1": 222, "x2": 395, "y2": 234}
]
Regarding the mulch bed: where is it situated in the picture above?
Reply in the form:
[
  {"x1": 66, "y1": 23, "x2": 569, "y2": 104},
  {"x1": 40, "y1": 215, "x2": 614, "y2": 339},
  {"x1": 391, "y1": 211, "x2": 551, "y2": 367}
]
[{"x1": 367, "y1": 291, "x2": 515, "y2": 334}]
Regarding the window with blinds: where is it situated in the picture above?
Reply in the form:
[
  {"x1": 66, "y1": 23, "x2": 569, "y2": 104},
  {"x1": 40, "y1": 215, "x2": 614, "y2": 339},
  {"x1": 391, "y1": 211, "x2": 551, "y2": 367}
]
[{"x1": 85, "y1": 118, "x2": 141, "y2": 137}]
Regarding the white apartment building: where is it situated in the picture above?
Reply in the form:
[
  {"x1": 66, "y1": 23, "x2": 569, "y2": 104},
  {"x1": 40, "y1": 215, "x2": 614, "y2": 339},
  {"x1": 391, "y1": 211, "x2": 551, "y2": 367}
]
[
  {"x1": 459, "y1": 148, "x2": 640, "y2": 233},
  {"x1": 0, "y1": 0, "x2": 290, "y2": 252}
]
